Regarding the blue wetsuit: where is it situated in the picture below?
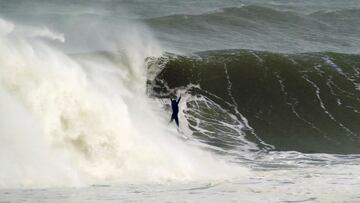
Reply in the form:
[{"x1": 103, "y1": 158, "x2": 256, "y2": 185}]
[{"x1": 170, "y1": 96, "x2": 181, "y2": 127}]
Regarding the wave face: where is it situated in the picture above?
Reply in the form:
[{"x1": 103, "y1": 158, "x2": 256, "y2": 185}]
[{"x1": 148, "y1": 50, "x2": 360, "y2": 154}]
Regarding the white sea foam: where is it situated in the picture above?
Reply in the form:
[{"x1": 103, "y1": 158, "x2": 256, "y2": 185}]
[{"x1": 0, "y1": 18, "x2": 248, "y2": 188}]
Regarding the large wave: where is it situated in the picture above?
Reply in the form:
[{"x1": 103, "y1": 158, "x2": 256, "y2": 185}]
[{"x1": 148, "y1": 50, "x2": 360, "y2": 154}]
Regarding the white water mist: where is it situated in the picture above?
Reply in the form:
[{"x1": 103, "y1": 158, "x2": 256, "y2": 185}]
[{"x1": 0, "y1": 16, "x2": 247, "y2": 188}]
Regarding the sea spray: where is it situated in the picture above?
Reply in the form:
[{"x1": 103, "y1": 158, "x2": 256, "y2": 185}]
[{"x1": 0, "y1": 18, "x2": 248, "y2": 188}]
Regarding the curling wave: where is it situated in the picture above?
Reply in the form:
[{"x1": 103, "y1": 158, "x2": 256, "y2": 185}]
[{"x1": 148, "y1": 50, "x2": 360, "y2": 154}]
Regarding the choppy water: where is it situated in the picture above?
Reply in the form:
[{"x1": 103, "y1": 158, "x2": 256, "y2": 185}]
[{"x1": 0, "y1": 0, "x2": 360, "y2": 202}]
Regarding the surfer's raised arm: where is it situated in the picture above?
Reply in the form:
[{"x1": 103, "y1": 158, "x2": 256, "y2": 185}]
[{"x1": 177, "y1": 96, "x2": 181, "y2": 104}]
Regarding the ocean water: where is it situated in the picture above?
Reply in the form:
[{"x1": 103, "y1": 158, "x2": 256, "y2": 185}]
[{"x1": 0, "y1": 0, "x2": 360, "y2": 202}]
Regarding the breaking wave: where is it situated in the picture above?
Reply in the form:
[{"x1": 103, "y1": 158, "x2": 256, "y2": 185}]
[
  {"x1": 0, "y1": 18, "x2": 247, "y2": 188},
  {"x1": 148, "y1": 50, "x2": 360, "y2": 154}
]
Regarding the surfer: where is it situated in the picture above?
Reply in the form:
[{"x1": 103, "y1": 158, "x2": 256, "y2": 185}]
[{"x1": 170, "y1": 96, "x2": 181, "y2": 127}]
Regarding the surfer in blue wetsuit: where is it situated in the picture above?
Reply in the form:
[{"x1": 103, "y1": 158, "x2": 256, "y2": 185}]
[{"x1": 170, "y1": 96, "x2": 181, "y2": 127}]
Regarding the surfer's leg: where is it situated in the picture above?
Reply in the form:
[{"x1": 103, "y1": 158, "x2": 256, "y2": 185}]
[
  {"x1": 169, "y1": 114, "x2": 175, "y2": 123},
  {"x1": 174, "y1": 116, "x2": 179, "y2": 127}
]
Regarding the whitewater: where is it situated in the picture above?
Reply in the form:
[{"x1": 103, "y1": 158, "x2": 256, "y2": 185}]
[{"x1": 0, "y1": 0, "x2": 360, "y2": 202}]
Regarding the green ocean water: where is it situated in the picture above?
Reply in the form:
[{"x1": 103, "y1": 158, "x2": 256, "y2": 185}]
[{"x1": 148, "y1": 50, "x2": 360, "y2": 154}]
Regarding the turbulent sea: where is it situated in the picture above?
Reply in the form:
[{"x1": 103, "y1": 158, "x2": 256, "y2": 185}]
[{"x1": 0, "y1": 0, "x2": 360, "y2": 202}]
